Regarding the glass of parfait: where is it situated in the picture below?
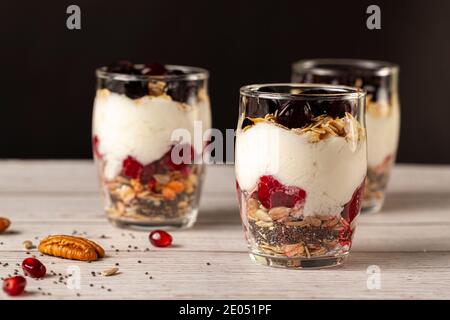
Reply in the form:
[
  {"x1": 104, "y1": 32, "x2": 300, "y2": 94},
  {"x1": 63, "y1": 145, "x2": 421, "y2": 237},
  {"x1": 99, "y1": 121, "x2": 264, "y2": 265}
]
[
  {"x1": 235, "y1": 84, "x2": 367, "y2": 268},
  {"x1": 292, "y1": 59, "x2": 400, "y2": 213},
  {"x1": 92, "y1": 61, "x2": 211, "y2": 229}
]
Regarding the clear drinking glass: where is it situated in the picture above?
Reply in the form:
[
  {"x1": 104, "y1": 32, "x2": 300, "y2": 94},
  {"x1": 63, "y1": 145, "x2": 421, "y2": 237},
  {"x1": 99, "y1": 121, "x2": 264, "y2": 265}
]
[
  {"x1": 292, "y1": 59, "x2": 400, "y2": 213},
  {"x1": 235, "y1": 84, "x2": 367, "y2": 268},
  {"x1": 92, "y1": 62, "x2": 211, "y2": 229}
]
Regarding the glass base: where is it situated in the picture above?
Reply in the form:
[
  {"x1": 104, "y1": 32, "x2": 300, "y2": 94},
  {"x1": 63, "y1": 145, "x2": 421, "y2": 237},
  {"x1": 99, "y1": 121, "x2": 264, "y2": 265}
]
[
  {"x1": 362, "y1": 195, "x2": 385, "y2": 214},
  {"x1": 107, "y1": 209, "x2": 198, "y2": 231},
  {"x1": 249, "y1": 252, "x2": 348, "y2": 269}
]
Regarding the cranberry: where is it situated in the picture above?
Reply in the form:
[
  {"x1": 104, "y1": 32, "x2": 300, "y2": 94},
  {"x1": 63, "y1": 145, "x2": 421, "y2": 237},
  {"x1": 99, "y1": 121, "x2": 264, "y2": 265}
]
[
  {"x1": 92, "y1": 135, "x2": 101, "y2": 159},
  {"x1": 3, "y1": 276, "x2": 26, "y2": 296},
  {"x1": 257, "y1": 175, "x2": 306, "y2": 209},
  {"x1": 342, "y1": 180, "x2": 365, "y2": 223},
  {"x1": 122, "y1": 156, "x2": 143, "y2": 179},
  {"x1": 22, "y1": 257, "x2": 46, "y2": 279},
  {"x1": 149, "y1": 230, "x2": 172, "y2": 247}
]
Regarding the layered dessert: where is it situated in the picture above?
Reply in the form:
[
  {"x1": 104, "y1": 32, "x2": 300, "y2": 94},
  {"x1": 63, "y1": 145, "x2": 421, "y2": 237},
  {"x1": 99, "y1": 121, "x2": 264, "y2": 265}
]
[
  {"x1": 291, "y1": 59, "x2": 400, "y2": 213},
  {"x1": 364, "y1": 92, "x2": 400, "y2": 208},
  {"x1": 92, "y1": 61, "x2": 211, "y2": 228},
  {"x1": 235, "y1": 86, "x2": 367, "y2": 267}
]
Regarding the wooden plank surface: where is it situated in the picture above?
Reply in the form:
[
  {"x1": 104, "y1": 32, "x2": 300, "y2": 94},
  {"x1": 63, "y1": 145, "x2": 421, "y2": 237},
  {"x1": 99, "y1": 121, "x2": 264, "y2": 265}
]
[{"x1": 0, "y1": 161, "x2": 449, "y2": 299}]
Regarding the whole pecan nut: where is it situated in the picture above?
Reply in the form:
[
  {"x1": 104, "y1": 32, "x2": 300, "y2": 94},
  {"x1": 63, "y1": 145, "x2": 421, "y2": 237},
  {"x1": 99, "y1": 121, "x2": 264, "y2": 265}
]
[{"x1": 38, "y1": 235, "x2": 105, "y2": 261}]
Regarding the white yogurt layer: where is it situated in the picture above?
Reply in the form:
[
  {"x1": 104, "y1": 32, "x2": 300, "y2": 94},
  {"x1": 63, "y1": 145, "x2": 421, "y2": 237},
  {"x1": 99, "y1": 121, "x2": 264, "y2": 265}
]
[
  {"x1": 366, "y1": 101, "x2": 400, "y2": 167},
  {"x1": 235, "y1": 122, "x2": 367, "y2": 217},
  {"x1": 93, "y1": 91, "x2": 211, "y2": 180}
]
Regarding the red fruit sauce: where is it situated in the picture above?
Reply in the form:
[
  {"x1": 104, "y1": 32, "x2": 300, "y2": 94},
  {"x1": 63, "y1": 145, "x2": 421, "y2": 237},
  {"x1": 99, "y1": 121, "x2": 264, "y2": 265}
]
[
  {"x1": 122, "y1": 156, "x2": 144, "y2": 179},
  {"x1": 342, "y1": 180, "x2": 365, "y2": 223},
  {"x1": 257, "y1": 175, "x2": 306, "y2": 209}
]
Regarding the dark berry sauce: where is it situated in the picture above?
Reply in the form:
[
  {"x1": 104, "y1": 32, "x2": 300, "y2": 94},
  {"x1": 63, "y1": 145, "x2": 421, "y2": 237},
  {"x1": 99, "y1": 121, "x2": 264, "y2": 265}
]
[{"x1": 99, "y1": 61, "x2": 203, "y2": 101}]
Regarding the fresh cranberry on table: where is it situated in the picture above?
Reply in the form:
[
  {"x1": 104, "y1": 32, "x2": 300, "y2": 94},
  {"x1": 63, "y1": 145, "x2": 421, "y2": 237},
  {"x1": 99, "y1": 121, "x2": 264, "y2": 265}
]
[
  {"x1": 149, "y1": 230, "x2": 173, "y2": 247},
  {"x1": 106, "y1": 60, "x2": 135, "y2": 74},
  {"x1": 257, "y1": 175, "x2": 306, "y2": 209},
  {"x1": 22, "y1": 257, "x2": 46, "y2": 279},
  {"x1": 3, "y1": 276, "x2": 27, "y2": 296}
]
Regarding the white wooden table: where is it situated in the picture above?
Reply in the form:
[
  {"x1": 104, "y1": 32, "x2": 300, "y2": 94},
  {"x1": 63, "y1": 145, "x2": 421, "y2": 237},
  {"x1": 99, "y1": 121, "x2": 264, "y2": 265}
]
[{"x1": 0, "y1": 161, "x2": 449, "y2": 299}]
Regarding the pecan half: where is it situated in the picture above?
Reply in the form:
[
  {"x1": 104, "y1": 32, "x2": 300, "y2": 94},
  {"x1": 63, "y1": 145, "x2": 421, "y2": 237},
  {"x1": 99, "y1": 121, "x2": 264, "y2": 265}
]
[
  {"x1": 38, "y1": 235, "x2": 105, "y2": 261},
  {"x1": 0, "y1": 217, "x2": 10, "y2": 233}
]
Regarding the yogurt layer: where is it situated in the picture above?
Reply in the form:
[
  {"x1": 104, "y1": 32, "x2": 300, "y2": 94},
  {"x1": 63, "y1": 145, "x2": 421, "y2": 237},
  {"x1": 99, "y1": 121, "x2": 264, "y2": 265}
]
[
  {"x1": 366, "y1": 101, "x2": 400, "y2": 167},
  {"x1": 235, "y1": 122, "x2": 367, "y2": 217},
  {"x1": 93, "y1": 91, "x2": 211, "y2": 180}
]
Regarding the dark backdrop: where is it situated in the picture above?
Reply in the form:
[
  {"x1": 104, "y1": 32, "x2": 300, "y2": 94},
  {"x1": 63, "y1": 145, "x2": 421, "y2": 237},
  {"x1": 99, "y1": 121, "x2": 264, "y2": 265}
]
[{"x1": 1, "y1": 0, "x2": 449, "y2": 163}]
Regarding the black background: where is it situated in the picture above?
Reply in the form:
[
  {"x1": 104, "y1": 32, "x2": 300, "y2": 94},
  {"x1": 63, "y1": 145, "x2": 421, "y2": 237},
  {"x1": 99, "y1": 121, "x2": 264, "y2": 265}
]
[{"x1": 1, "y1": 0, "x2": 449, "y2": 163}]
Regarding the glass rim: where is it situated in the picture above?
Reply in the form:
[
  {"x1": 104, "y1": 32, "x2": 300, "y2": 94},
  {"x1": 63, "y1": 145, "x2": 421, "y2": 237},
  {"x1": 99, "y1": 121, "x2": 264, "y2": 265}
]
[
  {"x1": 240, "y1": 83, "x2": 366, "y2": 101},
  {"x1": 292, "y1": 58, "x2": 399, "y2": 77},
  {"x1": 95, "y1": 64, "x2": 209, "y2": 81}
]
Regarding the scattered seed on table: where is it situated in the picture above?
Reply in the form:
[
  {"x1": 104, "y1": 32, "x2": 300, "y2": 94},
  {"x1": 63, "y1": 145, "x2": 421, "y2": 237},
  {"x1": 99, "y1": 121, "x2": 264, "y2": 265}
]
[
  {"x1": 137, "y1": 260, "x2": 142, "y2": 264},
  {"x1": 115, "y1": 263, "x2": 119, "y2": 266},
  {"x1": 206, "y1": 262, "x2": 211, "y2": 266}
]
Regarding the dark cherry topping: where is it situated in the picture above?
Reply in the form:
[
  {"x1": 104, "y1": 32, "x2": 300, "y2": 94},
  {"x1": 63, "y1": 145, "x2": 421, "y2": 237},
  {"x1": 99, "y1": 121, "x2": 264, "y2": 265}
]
[
  {"x1": 101, "y1": 61, "x2": 201, "y2": 101},
  {"x1": 106, "y1": 60, "x2": 135, "y2": 74},
  {"x1": 138, "y1": 63, "x2": 167, "y2": 76},
  {"x1": 293, "y1": 72, "x2": 392, "y2": 104},
  {"x1": 275, "y1": 100, "x2": 313, "y2": 129},
  {"x1": 106, "y1": 61, "x2": 168, "y2": 76}
]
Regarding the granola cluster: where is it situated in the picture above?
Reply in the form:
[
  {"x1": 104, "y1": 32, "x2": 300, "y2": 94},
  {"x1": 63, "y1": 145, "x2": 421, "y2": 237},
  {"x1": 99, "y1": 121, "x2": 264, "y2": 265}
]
[{"x1": 244, "y1": 112, "x2": 365, "y2": 144}]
